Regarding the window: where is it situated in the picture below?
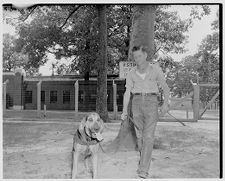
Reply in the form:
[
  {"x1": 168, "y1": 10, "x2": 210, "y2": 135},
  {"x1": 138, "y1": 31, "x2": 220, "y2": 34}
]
[
  {"x1": 25, "y1": 91, "x2": 32, "y2": 104},
  {"x1": 63, "y1": 90, "x2": 70, "y2": 104},
  {"x1": 117, "y1": 90, "x2": 125, "y2": 105},
  {"x1": 79, "y1": 90, "x2": 84, "y2": 104},
  {"x1": 41, "y1": 91, "x2": 45, "y2": 103},
  {"x1": 107, "y1": 90, "x2": 110, "y2": 103},
  {"x1": 50, "y1": 91, "x2": 57, "y2": 103},
  {"x1": 90, "y1": 93, "x2": 96, "y2": 104}
]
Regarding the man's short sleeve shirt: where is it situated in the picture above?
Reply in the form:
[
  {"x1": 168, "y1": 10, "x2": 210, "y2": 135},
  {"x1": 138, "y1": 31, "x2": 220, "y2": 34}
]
[{"x1": 125, "y1": 62, "x2": 167, "y2": 93}]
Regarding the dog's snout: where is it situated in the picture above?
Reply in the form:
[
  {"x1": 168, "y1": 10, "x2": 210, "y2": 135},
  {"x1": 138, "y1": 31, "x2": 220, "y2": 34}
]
[{"x1": 93, "y1": 122, "x2": 100, "y2": 131}]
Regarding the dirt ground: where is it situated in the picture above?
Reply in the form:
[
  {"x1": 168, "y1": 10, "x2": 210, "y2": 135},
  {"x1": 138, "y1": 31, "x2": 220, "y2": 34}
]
[{"x1": 3, "y1": 110, "x2": 220, "y2": 179}]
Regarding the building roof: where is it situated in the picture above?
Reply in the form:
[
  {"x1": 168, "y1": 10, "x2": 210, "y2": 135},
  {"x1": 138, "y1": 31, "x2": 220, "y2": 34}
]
[{"x1": 24, "y1": 74, "x2": 120, "y2": 81}]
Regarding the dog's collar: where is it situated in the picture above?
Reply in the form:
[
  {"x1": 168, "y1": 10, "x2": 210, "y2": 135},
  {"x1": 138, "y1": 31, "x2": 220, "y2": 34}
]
[{"x1": 75, "y1": 128, "x2": 100, "y2": 146}]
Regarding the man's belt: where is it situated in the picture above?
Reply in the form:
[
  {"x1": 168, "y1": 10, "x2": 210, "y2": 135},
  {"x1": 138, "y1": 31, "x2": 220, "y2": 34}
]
[{"x1": 133, "y1": 93, "x2": 158, "y2": 96}]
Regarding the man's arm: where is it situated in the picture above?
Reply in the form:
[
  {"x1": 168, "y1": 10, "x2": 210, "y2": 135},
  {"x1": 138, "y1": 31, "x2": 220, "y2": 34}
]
[
  {"x1": 121, "y1": 89, "x2": 131, "y2": 120},
  {"x1": 161, "y1": 82, "x2": 170, "y2": 106},
  {"x1": 155, "y1": 65, "x2": 170, "y2": 115},
  {"x1": 121, "y1": 70, "x2": 133, "y2": 120}
]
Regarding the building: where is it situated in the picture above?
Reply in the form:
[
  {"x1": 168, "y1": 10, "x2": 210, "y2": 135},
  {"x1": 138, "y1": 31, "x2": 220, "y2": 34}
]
[{"x1": 3, "y1": 70, "x2": 126, "y2": 112}]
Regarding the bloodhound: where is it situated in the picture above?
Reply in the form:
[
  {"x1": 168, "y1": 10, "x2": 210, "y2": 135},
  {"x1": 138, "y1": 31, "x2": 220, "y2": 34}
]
[{"x1": 71, "y1": 112, "x2": 104, "y2": 179}]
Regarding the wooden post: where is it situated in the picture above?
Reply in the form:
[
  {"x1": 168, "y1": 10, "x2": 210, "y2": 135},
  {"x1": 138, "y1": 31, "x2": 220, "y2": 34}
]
[
  {"x1": 74, "y1": 80, "x2": 79, "y2": 118},
  {"x1": 113, "y1": 80, "x2": 118, "y2": 119},
  {"x1": 37, "y1": 81, "x2": 42, "y2": 118},
  {"x1": 193, "y1": 84, "x2": 200, "y2": 121},
  {"x1": 3, "y1": 80, "x2": 9, "y2": 112},
  {"x1": 44, "y1": 104, "x2": 46, "y2": 118},
  {"x1": 186, "y1": 109, "x2": 189, "y2": 119}
]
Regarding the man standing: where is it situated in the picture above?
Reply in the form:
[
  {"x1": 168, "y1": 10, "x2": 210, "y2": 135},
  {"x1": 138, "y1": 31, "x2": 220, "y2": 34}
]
[{"x1": 121, "y1": 45, "x2": 170, "y2": 178}]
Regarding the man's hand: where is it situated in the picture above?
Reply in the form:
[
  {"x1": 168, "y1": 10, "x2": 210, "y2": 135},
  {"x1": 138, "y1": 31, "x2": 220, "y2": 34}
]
[
  {"x1": 159, "y1": 103, "x2": 169, "y2": 116},
  {"x1": 121, "y1": 112, "x2": 128, "y2": 121}
]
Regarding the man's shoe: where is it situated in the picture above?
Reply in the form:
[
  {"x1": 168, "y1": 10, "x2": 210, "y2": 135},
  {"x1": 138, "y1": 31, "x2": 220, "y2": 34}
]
[{"x1": 137, "y1": 171, "x2": 148, "y2": 179}]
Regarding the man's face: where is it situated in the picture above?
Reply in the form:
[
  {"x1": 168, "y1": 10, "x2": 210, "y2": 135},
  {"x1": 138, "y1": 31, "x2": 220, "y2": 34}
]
[{"x1": 133, "y1": 50, "x2": 147, "y2": 65}]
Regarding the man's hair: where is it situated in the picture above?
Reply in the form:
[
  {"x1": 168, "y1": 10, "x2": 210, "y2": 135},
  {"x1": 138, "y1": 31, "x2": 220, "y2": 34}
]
[{"x1": 132, "y1": 45, "x2": 147, "y2": 53}]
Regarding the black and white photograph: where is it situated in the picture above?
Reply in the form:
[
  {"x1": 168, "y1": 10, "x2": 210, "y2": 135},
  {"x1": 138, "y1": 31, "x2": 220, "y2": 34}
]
[{"x1": 2, "y1": 2, "x2": 222, "y2": 179}]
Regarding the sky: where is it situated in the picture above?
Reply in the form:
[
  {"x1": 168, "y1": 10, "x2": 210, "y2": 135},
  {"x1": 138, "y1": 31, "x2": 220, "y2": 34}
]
[
  {"x1": 2, "y1": 4, "x2": 219, "y2": 76},
  {"x1": 168, "y1": 5, "x2": 218, "y2": 61}
]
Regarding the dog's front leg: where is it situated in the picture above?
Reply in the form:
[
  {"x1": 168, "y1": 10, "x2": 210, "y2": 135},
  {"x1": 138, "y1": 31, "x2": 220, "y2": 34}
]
[
  {"x1": 92, "y1": 154, "x2": 98, "y2": 179},
  {"x1": 72, "y1": 150, "x2": 79, "y2": 179},
  {"x1": 84, "y1": 157, "x2": 90, "y2": 175}
]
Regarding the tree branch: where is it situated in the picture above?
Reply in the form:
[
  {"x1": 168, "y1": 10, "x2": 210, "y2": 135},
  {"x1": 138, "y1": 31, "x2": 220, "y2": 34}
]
[
  {"x1": 152, "y1": 45, "x2": 162, "y2": 57},
  {"x1": 60, "y1": 5, "x2": 82, "y2": 29},
  {"x1": 45, "y1": 48, "x2": 56, "y2": 54},
  {"x1": 21, "y1": 6, "x2": 37, "y2": 22},
  {"x1": 155, "y1": 33, "x2": 176, "y2": 53}
]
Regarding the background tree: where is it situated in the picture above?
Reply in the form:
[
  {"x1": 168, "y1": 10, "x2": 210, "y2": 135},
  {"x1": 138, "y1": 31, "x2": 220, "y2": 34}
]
[
  {"x1": 3, "y1": 33, "x2": 40, "y2": 76},
  {"x1": 96, "y1": 5, "x2": 108, "y2": 121},
  {"x1": 9, "y1": 5, "x2": 98, "y2": 79},
  {"x1": 193, "y1": 10, "x2": 219, "y2": 105},
  {"x1": 3, "y1": 33, "x2": 16, "y2": 71}
]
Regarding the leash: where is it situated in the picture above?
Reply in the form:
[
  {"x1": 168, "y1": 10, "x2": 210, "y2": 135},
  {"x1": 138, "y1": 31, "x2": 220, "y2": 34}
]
[
  {"x1": 126, "y1": 114, "x2": 140, "y2": 130},
  {"x1": 166, "y1": 111, "x2": 186, "y2": 126},
  {"x1": 126, "y1": 111, "x2": 186, "y2": 127},
  {"x1": 99, "y1": 142, "x2": 112, "y2": 154}
]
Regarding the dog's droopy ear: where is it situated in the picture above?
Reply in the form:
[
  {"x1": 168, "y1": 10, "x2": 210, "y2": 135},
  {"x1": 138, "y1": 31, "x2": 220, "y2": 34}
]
[
  {"x1": 79, "y1": 116, "x2": 88, "y2": 132},
  {"x1": 99, "y1": 119, "x2": 104, "y2": 133}
]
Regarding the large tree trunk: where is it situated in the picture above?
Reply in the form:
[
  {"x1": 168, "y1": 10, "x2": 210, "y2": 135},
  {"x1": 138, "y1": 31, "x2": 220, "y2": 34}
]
[
  {"x1": 96, "y1": 5, "x2": 109, "y2": 122},
  {"x1": 128, "y1": 5, "x2": 156, "y2": 62},
  {"x1": 107, "y1": 5, "x2": 156, "y2": 152},
  {"x1": 84, "y1": 40, "x2": 90, "y2": 81}
]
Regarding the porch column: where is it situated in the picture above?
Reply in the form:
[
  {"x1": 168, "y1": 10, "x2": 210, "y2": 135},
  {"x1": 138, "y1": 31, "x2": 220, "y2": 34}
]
[{"x1": 37, "y1": 81, "x2": 42, "y2": 117}]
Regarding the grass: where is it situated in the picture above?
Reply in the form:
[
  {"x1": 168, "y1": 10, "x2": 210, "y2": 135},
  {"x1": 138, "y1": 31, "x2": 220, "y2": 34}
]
[
  {"x1": 3, "y1": 109, "x2": 121, "y2": 122},
  {"x1": 3, "y1": 109, "x2": 219, "y2": 123}
]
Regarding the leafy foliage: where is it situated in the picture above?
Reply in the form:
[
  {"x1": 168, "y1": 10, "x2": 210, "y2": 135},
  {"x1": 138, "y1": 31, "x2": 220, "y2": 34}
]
[
  {"x1": 3, "y1": 5, "x2": 207, "y2": 77},
  {"x1": 155, "y1": 6, "x2": 191, "y2": 55},
  {"x1": 194, "y1": 11, "x2": 219, "y2": 104},
  {"x1": 165, "y1": 9, "x2": 219, "y2": 103},
  {"x1": 157, "y1": 56, "x2": 194, "y2": 97},
  {"x1": 3, "y1": 33, "x2": 30, "y2": 72}
]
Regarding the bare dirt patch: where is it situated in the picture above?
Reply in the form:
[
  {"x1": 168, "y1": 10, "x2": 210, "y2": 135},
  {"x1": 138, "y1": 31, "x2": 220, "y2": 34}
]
[{"x1": 3, "y1": 118, "x2": 220, "y2": 179}]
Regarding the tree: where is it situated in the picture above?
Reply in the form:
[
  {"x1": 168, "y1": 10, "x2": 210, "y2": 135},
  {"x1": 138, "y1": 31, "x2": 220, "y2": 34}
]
[
  {"x1": 3, "y1": 33, "x2": 19, "y2": 71},
  {"x1": 9, "y1": 5, "x2": 99, "y2": 79},
  {"x1": 96, "y1": 5, "x2": 109, "y2": 121},
  {"x1": 3, "y1": 5, "x2": 208, "y2": 77},
  {"x1": 3, "y1": 33, "x2": 40, "y2": 76},
  {"x1": 174, "y1": 10, "x2": 220, "y2": 105},
  {"x1": 193, "y1": 10, "x2": 219, "y2": 104},
  {"x1": 107, "y1": 5, "x2": 197, "y2": 67},
  {"x1": 128, "y1": 5, "x2": 156, "y2": 61}
]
